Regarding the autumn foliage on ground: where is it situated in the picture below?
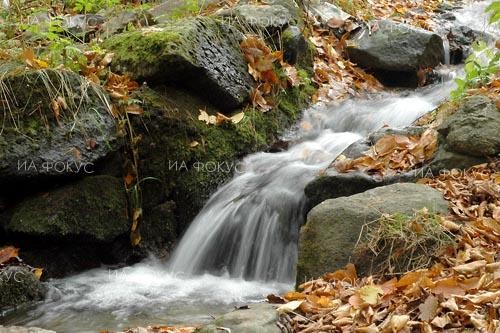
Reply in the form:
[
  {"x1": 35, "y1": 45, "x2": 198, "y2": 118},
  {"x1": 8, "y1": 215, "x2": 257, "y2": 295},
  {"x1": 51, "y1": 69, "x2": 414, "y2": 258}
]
[
  {"x1": 333, "y1": 129, "x2": 438, "y2": 177},
  {"x1": 272, "y1": 160, "x2": 499, "y2": 332}
]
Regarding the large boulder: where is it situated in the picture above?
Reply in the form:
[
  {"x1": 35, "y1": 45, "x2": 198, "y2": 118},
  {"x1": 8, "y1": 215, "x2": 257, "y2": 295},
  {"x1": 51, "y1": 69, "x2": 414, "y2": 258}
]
[
  {"x1": 104, "y1": 17, "x2": 254, "y2": 111},
  {"x1": 346, "y1": 20, "x2": 444, "y2": 86},
  {"x1": 297, "y1": 183, "x2": 449, "y2": 283},
  {"x1": 198, "y1": 303, "x2": 280, "y2": 333},
  {"x1": 0, "y1": 68, "x2": 118, "y2": 183},
  {"x1": 217, "y1": 0, "x2": 299, "y2": 31},
  {"x1": 5, "y1": 175, "x2": 128, "y2": 241},
  {"x1": 429, "y1": 95, "x2": 500, "y2": 171},
  {"x1": 305, "y1": 170, "x2": 416, "y2": 209},
  {"x1": 2, "y1": 175, "x2": 129, "y2": 277},
  {"x1": 0, "y1": 266, "x2": 46, "y2": 310}
]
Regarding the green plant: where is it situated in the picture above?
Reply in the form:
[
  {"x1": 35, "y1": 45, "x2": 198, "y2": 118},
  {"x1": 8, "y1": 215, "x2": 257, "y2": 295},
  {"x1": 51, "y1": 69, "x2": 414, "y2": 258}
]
[
  {"x1": 486, "y1": 1, "x2": 500, "y2": 24},
  {"x1": 354, "y1": 209, "x2": 456, "y2": 275},
  {"x1": 72, "y1": 0, "x2": 120, "y2": 14},
  {"x1": 450, "y1": 3, "x2": 500, "y2": 100},
  {"x1": 170, "y1": 0, "x2": 201, "y2": 19},
  {"x1": 450, "y1": 41, "x2": 499, "y2": 100}
]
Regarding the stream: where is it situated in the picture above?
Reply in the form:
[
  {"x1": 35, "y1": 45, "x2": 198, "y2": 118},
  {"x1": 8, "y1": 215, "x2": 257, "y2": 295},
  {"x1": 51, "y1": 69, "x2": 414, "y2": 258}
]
[
  {"x1": 3, "y1": 69, "x2": 458, "y2": 333},
  {"x1": 2, "y1": 2, "x2": 496, "y2": 332}
]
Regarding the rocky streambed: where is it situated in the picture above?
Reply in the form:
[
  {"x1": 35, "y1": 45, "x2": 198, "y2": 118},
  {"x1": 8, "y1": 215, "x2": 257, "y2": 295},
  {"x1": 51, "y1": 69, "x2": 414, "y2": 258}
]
[{"x1": 0, "y1": 0, "x2": 498, "y2": 332}]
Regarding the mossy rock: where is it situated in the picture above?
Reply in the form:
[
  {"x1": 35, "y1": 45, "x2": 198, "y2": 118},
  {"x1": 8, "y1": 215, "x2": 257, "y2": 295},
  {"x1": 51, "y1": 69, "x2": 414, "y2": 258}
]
[
  {"x1": 428, "y1": 95, "x2": 499, "y2": 172},
  {"x1": 0, "y1": 266, "x2": 46, "y2": 310},
  {"x1": 6, "y1": 175, "x2": 128, "y2": 242},
  {"x1": 103, "y1": 16, "x2": 253, "y2": 111},
  {"x1": 297, "y1": 183, "x2": 449, "y2": 284},
  {"x1": 132, "y1": 82, "x2": 310, "y2": 231},
  {"x1": 0, "y1": 67, "x2": 119, "y2": 183}
]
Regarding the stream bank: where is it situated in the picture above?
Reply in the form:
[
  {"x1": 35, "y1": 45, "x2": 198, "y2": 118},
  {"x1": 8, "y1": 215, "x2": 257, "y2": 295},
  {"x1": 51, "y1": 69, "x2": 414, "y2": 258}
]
[{"x1": 1, "y1": 0, "x2": 498, "y2": 331}]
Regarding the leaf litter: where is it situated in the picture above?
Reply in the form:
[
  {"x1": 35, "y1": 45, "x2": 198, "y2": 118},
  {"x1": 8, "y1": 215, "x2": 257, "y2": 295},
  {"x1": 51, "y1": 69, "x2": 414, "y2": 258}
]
[{"x1": 274, "y1": 160, "x2": 500, "y2": 332}]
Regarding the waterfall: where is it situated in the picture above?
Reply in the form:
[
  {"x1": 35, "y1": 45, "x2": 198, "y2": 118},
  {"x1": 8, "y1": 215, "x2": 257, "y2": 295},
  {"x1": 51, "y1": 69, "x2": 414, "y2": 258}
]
[
  {"x1": 5, "y1": 69, "x2": 459, "y2": 332},
  {"x1": 443, "y1": 38, "x2": 451, "y2": 65},
  {"x1": 168, "y1": 72, "x2": 457, "y2": 283}
]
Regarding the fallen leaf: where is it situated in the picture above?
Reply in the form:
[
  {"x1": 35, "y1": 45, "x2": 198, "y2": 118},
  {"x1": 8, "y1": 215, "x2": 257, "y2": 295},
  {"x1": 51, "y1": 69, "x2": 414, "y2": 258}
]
[
  {"x1": 0, "y1": 246, "x2": 19, "y2": 265},
  {"x1": 276, "y1": 300, "x2": 304, "y2": 314},
  {"x1": 358, "y1": 285, "x2": 383, "y2": 306},
  {"x1": 32, "y1": 268, "x2": 43, "y2": 280},
  {"x1": 453, "y1": 260, "x2": 486, "y2": 274},
  {"x1": 267, "y1": 294, "x2": 285, "y2": 304},
  {"x1": 418, "y1": 295, "x2": 438, "y2": 321},
  {"x1": 230, "y1": 112, "x2": 245, "y2": 124}
]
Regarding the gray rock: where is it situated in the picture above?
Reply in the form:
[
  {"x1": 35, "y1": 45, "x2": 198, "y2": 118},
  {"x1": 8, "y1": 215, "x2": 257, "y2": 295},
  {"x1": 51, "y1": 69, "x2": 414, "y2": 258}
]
[
  {"x1": 104, "y1": 17, "x2": 254, "y2": 111},
  {"x1": 305, "y1": 169, "x2": 417, "y2": 209},
  {"x1": 0, "y1": 266, "x2": 46, "y2": 310},
  {"x1": 346, "y1": 20, "x2": 444, "y2": 86},
  {"x1": 304, "y1": 126, "x2": 427, "y2": 207},
  {"x1": 199, "y1": 303, "x2": 280, "y2": 333},
  {"x1": 446, "y1": 26, "x2": 495, "y2": 65},
  {"x1": 282, "y1": 25, "x2": 310, "y2": 65},
  {"x1": 63, "y1": 14, "x2": 106, "y2": 37},
  {"x1": 139, "y1": 201, "x2": 177, "y2": 254},
  {"x1": 0, "y1": 327, "x2": 55, "y2": 333},
  {"x1": 307, "y1": 0, "x2": 351, "y2": 25},
  {"x1": 101, "y1": 10, "x2": 155, "y2": 37},
  {"x1": 438, "y1": 95, "x2": 500, "y2": 157},
  {"x1": 297, "y1": 183, "x2": 449, "y2": 283},
  {"x1": 6, "y1": 175, "x2": 128, "y2": 242},
  {"x1": 427, "y1": 95, "x2": 499, "y2": 172},
  {"x1": 218, "y1": 0, "x2": 298, "y2": 31},
  {"x1": 0, "y1": 69, "x2": 118, "y2": 182}
]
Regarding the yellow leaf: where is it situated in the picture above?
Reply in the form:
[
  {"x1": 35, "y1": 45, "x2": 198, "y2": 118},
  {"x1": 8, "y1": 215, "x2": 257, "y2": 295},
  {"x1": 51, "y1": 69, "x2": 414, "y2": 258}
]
[
  {"x1": 283, "y1": 291, "x2": 305, "y2": 301},
  {"x1": 358, "y1": 285, "x2": 383, "y2": 305},
  {"x1": 125, "y1": 104, "x2": 144, "y2": 115},
  {"x1": 131, "y1": 208, "x2": 142, "y2": 232},
  {"x1": 276, "y1": 300, "x2": 303, "y2": 314},
  {"x1": 130, "y1": 229, "x2": 141, "y2": 246},
  {"x1": 390, "y1": 315, "x2": 409, "y2": 331},
  {"x1": 189, "y1": 141, "x2": 199, "y2": 148},
  {"x1": 198, "y1": 109, "x2": 217, "y2": 125},
  {"x1": 32, "y1": 268, "x2": 43, "y2": 280},
  {"x1": 230, "y1": 112, "x2": 245, "y2": 124}
]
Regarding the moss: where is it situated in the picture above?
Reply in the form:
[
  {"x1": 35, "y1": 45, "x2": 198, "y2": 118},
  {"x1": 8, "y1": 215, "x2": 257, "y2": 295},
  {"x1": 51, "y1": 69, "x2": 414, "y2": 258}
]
[
  {"x1": 7, "y1": 176, "x2": 129, "y2": 241},
  {"x1": 0, "y1": 266, "x2": 46, "y2": 309},
  {"x1": 133, "y1": 78, "x2": 312, "y2": 230},
  {"x1": 103, "y1": 28, "x2": 185, "y2": 77},
  {"x1": 103, "y1": 16, "x2": 225, "y2": 81}
]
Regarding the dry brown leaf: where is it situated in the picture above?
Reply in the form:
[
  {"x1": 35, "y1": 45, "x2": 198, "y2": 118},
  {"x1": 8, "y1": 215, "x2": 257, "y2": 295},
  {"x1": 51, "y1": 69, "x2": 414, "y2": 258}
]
[{"x1": 0, "y1": 246, "x2": 19, "y2": 265}]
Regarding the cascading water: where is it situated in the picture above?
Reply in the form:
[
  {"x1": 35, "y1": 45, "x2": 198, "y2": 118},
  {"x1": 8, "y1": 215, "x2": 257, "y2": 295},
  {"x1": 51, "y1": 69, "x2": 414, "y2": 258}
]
[
  {"x1": 167, "y1": 74, "x2": 457, "y2": 283},
  {"x1": 4, "y1": 2, "x2": 496, "y2": 331},
  {"x1": 3, "y1": 70, "x2": 458, "y2": 332}
]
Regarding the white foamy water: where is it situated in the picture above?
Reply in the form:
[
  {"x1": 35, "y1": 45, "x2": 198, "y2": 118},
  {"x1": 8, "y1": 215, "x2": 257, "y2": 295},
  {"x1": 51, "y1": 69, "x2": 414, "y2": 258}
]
[
  {"x1": 8, "y1": 1, "x2": 497, "y2": 328},
  {"x1": 2, "y1": 67, "x2": 460, "y2": 332}
]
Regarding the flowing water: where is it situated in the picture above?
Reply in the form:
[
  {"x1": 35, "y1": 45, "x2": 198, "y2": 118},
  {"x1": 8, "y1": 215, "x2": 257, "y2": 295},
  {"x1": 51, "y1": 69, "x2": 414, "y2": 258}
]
[
  {"x1": 3, "y1": 69, "x2": 458, "y2": 332},
  {"x1": 4, "y1": 2, "x2": 497, "y2": 331}
]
